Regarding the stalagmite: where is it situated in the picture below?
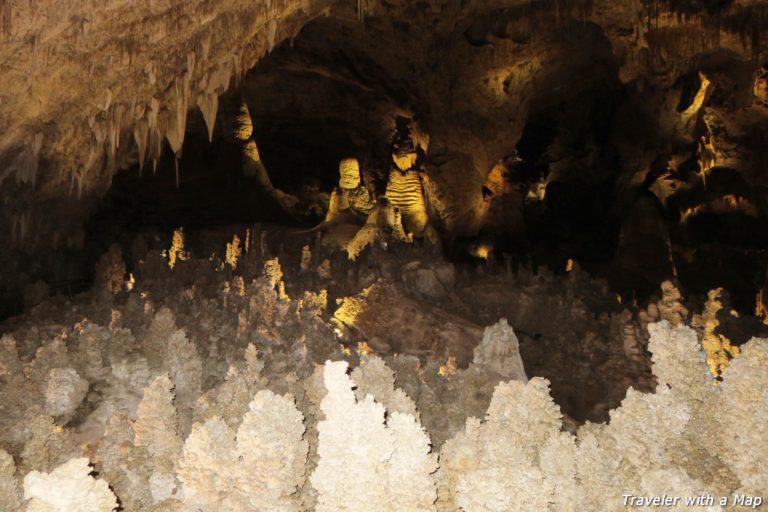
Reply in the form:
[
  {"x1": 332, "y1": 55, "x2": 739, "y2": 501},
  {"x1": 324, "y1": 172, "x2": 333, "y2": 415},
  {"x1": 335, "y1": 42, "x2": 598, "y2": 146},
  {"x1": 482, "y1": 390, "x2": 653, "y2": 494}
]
[
  {"x1": 133, "y1": 373, "x2": 182, "y2": 460},
  {"x1": 178, "y1": 390, "x2": 309, "y2": 511},
  {"x1": 339, "y1": 158, "x2": 361, "y2": 189},
  {"x1": 385, "y1": 169, "x2": 430, "y2": 237},
  {"x1": 235, "y1": 101, "x2": 254, "y2": 142},
  {"x1": 691, "y1": 288, "x2": 740, "y2": 380},
  {"x1": 0, "y1": 449, "x2": 20, "y2": 511},
  {"x1": 311, "y1": 361, "x2": 437, "y2": 511},
  {"x1": 236, "y1": 100, "x2": 299, "y2": 215},
  {"x1": 226, "y1": 234, "x2": 242, "y2": 270},
  {"x1": 167, "y1": 227, "x2": 190, "y2": 269},
  {"x1": 23, "y1": 458, "x2": 118, "y2": 512},
  {"x1": 472, "y1": 318, "x2": 527, "y2": 382},
  {"x1": 344, "y1": 200, "x2": 410, "y2": 260}
]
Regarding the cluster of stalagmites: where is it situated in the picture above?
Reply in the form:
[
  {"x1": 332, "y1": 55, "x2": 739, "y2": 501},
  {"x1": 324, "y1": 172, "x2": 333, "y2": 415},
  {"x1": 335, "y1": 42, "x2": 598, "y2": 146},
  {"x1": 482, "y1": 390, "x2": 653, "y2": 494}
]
[
  {"x1": 234, "y1": 110, "x2": 439, "y2": 262},
  {"x1": 0, "y1": 240, "x2": 766, "y2": 511}
]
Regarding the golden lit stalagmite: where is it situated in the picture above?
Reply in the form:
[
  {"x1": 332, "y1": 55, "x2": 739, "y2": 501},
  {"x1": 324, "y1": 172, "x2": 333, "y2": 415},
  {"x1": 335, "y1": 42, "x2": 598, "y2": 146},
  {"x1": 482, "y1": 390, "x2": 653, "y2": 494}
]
[
  {"x1": 166, "y1": 228, "x2": 190, "y2": 269},
  {"x1": 344, "y1": 199, "x2": 410, "y2": 260},
  {"x1": 384, "y1": 121, "x2": 432, "y2": 238},
  {"x1": 385, "y1": 169, "x2": 430, "y2": 237},
  {"x1": 225, "y1": 234, "x2": 242, "y2": 270},
  {"x1": 325, "y1": 158, "x2": 375, "y2": 224},
  {"x1": 341, "y1": 159, "x2": 376, "y2": 215},
  {"x1": 315, "y1": 156, "x2": 419, "y2": 260},
  {"x1": 235, "y1": 101, "x2": 254, "y2": 142},
  {"x1": 679, "y1": 72, "x2": 712, "y2": 133},
  {"x1": 339, "y1": 158, "x2": 361, "y2": 190},
  {"x1": 235, "y1": 100, "x2": 299, "y2": 214},
  {"x1": 692, "y1": 288, "x2": 740, "y2": 381}
]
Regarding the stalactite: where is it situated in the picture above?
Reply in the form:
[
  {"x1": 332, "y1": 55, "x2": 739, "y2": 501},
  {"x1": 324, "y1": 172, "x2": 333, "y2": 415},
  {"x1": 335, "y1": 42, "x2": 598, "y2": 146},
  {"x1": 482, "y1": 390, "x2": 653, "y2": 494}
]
[
  {"x1": 147, "y1": 97, "x2": 159, "y2": 140},
  {"x1": 174, "y1": 157, "x2": 180, "y2": 189},
  {"x1": 145, "y1": 62, "x2": 157, "y2": 86},
  {"x1": 147, "y1": 97, "x2": 163, "y2": 173},
  {"x1": 357, "y1": 0, "x2": 367, "y2": 22},
  {"x1": 107, "y1": 104, "x2": 126, "y2": 171},
  {"x1": 0, "y1": 133, "x2": 44, "y2": 188},
  {"x1": 29, "y1": 34, "x2": 40, "y2": 87},
  {"x1": 230, "y1": 49, "x2": 246, "y2": 87},
  {"x1": 99, "y1": 88, "x2": 112, "y2": 113},
  {"x1": 199, "y1": 33, "x2": 211, "y2": 62},
  {"x1": 165, "y1": 51, "x2": 196, "y2": 167},
  {"x1": 196, "y1": 93, "x2": 218, "y2": 142},
  {"x1": 133, "y1": 118, "x2": 149, "y2": 174},
  {"x1": 86, "y1": 116, "x2": 107, "y2": 186},
  {"x1": 0, "y1": 0, "x2": 11, "y2": 37},
  {"x1": 71, "y1": 166, "x2": 84, "y2": 199},
  {"x1": 166, "y1": 75, "x2": 190, "y2": 158}
]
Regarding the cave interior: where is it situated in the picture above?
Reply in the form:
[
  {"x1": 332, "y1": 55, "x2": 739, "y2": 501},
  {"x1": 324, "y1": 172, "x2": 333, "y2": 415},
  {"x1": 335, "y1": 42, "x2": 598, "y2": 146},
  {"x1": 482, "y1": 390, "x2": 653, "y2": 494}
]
[{"x1": 1, "y1": 0, "x2": 768, "y2": 510}]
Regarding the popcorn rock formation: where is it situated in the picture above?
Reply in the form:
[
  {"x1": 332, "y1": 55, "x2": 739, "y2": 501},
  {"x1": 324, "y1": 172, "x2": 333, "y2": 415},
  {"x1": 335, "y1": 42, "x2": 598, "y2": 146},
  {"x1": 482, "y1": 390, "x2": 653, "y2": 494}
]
[
  {"x1": 311, "y1": 361, "x2": 437, "y2": 511},
  {"x1": 23, "y1": 458, "x2": 118, "y2": 512},
  {"x1": 0, "y1": 231, "x2": 764, "y2": 511}
]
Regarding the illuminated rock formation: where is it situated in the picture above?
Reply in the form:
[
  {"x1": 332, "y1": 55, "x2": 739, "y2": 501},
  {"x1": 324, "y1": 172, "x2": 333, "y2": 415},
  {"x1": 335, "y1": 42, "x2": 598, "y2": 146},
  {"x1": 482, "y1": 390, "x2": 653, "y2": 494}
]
[
  {"x1": 23, "y1": 458, "x2": 118, "y2": 512},
  {"x1": 310, "y1": 361, "x2": 437, "y2": 512},
  {"x1": 385, "y1": 169, "x2": 430, "y2": 238},
  {"x1": 179, "y1": 390, "x2": 308, "y2": 511},
  {"x1": 236, "y1": 100, "x2": 301, "y2": 214},
  {"x1": 325, "y1": 158, "x2": 375, "y2": 224}
]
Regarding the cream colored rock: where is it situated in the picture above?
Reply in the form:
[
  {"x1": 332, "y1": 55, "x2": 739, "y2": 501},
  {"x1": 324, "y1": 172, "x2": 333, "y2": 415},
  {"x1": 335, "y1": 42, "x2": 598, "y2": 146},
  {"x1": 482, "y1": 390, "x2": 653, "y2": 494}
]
[
  {"x1": 160, "y1": 329, "x2": 202, "y2": 416},
  {"x1": 23, "y1": 458, "x2": 118, "y2": 512},
  {"x1": 133, "y1": 373, "x2": 182, "y2": 460},
  {"x1": 472, "y1": 318, "x2": 527, "y2": 382},
  {"x1": 647, "y1": 322, "x2": 711, "y2": 402},
  {"x1": 657, "y1": 281, "x2": 689, "y2": 326},
  {"x1": 351, "y1": 355, "x2": 418, "y2": 417},
  {"x1": 44, "y1": 368, "x2": 88, "y2": 418},
  {"x1": 311, "y1": 360, "x2": 437, "y2": 511},
  {"x1": 441, "y1": 379, "x2": 561, "y2": 512},
  {"x1": 0, "y1": 449, "x2": 21, "y2": 512},
  {"x1": 718, "y1": 338, "x2": 768, "y2": 491},
  {"x1": 178, "y1": 390, "x2": 308, "y2": 511}
]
